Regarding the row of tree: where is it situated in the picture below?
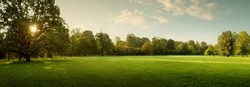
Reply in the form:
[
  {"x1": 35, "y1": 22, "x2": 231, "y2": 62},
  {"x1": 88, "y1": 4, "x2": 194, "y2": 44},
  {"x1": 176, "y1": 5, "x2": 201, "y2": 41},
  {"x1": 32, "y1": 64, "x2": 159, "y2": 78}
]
[
  {"x1": 68, "y1": 28, "x2": 209, "y2": 56},
  {"x1": 205, "y1": 31, "x2": 250, "y2": 57}
]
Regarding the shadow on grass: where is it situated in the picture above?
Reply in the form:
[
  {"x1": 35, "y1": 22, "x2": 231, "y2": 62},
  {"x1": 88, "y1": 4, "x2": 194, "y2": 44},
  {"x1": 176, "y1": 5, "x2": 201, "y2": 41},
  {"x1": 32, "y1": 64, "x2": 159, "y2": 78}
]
[{"x1": 1, "y1": 58, "x2": 72, "y2": 65}]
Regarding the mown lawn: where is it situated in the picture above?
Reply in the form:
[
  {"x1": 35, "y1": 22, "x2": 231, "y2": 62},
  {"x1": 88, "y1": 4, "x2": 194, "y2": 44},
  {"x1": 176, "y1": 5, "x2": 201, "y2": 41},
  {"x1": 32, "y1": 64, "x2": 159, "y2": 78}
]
[{"x1": 1, "y1": 56, "x2": 250, "y2": 87}]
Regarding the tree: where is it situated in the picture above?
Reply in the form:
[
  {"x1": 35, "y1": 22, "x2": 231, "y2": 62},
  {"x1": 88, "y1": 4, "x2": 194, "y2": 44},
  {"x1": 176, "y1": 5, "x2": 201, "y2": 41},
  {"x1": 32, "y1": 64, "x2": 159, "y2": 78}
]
[
  {"x1": 96, "y1": 32, "x2": 114, "y2": 56},
  {"x1": 188, "y1": 40, "x2": 195, "y2": 54},
  {"x1": 44, "y1": 20, "x2": 70, "y2": 58},
  {"x1": 218, "y1": 31, "x2": 236, "y2": 57},
  {"x1": 114, "y1": 37, "x2": 129, "y2": 55},
  {"x1": 188, "y1": 45, "x2": 195, "y2": 54},
  {"x1": 81, "y1": 30, "x2": 98, "y2": 55},
  {"x1": 200, "y1": 41, "x2": 208, "y2": 54},
  {"x1": 166, "y1": 39, "x2": 175, "y2": 55},
  {"x1": 69, "y1": 28, "x2": 81, "y2": 56},
  {"x1": 126, "y1": 34, "x2": 142, "y2": 55},
  {"x1": 236, "y1": 31, "x2": 250, "y2": 56},
  {"x1": 0, "y1": 0, "x2": 67, "y2": 61},
  {"x1": 194, "y1": 41, "x2": 202, "y2": 55},
  {"x1": 0, "y1": 32, "x2": 5, "y2": 58},
  {"x1": 152, "y1": 37, "x2": 167, "y2": 55},
  {"x1": 176, "y1": 43, "x2": 183, "y2": 55},
  {"x1": 181, "y1": 43, "x2": 189, "y2": 55},
  {"x1": 141, "y1": 41, "x2": 153, "y2": 55},
  {"x1": 205, "y1": 45, "x2": 215, "y2": 56}
]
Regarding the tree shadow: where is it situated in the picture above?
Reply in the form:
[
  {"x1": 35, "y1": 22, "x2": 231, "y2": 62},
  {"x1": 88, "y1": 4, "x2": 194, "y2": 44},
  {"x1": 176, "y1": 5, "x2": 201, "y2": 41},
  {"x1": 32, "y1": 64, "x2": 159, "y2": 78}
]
[{"x1": 1, "y1": 58, "x2": 71, "y2": 65}]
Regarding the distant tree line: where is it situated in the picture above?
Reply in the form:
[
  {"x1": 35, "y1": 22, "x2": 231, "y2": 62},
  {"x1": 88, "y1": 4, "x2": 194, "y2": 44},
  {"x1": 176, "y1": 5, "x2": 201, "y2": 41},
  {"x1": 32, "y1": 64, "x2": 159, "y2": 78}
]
[
  {"x1": 68, "y1": 28, "x2": 209, "y2": 56},
  {"x1": 68, "y1": 29, "x2": 250, "y2": 57}
]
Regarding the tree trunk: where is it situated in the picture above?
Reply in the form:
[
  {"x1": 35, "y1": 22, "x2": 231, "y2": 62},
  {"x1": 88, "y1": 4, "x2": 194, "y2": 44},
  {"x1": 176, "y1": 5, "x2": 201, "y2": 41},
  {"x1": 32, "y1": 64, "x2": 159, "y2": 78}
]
[
  {"x1": 7, "y1": 53, "x2": 10, "y2": 61},
  {"x1": 47, "y1": 52, "x2": 53, "y2": 58},
  {"x1": 19, "y1": 54, "x2": 22, "y2": 61},
  {"x1": 25, "y1": 54, "x2": 31, "y2": 62}
]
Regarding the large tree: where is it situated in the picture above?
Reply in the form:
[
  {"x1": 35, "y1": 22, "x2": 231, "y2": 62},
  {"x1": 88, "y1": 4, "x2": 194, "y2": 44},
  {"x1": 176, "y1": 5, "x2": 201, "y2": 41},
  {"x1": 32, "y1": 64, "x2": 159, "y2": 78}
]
[
  {"x1": 152, "y1": 37, "x2": 167, "y2": 55},
  {"x1": 236, "y1": 31, "x2": 250, "y2": 56},
  {"x1": 166, "y1": 39, "x2": 175, "y2": 55},
  {"x1": 218, "y1": 31, "x2": 236, "y2": 57},
  {"x1": 0, "y1": 0, "x2": 68, "y2": 61},
  {"x1": 126, "y1": 34, "x2": 143, "y2": 55},
  {"x1": 141, "y1": 41, "x2": 153, "y2": 55},
  {"x1": 114, "y1": 37, "x2": 129, "y2": 55},
  {"x1": 69, "y1": 28, "x2": 83, "y2": 56},
  {"x1": 96, "y1": 32, "x2": 114, "y2": 56},
  {"x1": 205, "y1": 45, "x2": 215, "y2": 56}
]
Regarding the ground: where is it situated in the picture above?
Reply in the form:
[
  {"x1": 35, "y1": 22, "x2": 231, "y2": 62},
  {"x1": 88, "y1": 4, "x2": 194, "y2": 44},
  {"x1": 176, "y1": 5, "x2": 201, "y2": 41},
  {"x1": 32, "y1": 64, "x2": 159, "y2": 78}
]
[{"x1": 1, "y1": 56, "x2": 250, "y2": 87}]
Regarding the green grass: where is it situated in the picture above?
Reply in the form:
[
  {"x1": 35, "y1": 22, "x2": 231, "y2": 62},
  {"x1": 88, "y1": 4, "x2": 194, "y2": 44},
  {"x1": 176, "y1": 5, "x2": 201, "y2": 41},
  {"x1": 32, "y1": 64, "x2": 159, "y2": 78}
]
[{"x1": 1, "y1": 56, "x2": 250, "y2": 87}]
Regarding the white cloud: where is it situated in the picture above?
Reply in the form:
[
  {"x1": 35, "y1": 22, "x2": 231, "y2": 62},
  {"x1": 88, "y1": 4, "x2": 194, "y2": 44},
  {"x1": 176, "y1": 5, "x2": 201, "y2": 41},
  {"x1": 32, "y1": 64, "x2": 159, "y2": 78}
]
[
  {"x1": 129, "y1": 0, "x2": 153, "y2": 5},
  {"x1": 158, "y1": 0, "x2": 218, "y2": 21},
  {"x1": 152, "y1": 16, "x2": 169, "y2": 23},
  {"x1": 115, "y1": 10, "x2": 146, "y2": 26},
  {"x1": 130, "y1": 0, "x2": 143, "y2": 4}
]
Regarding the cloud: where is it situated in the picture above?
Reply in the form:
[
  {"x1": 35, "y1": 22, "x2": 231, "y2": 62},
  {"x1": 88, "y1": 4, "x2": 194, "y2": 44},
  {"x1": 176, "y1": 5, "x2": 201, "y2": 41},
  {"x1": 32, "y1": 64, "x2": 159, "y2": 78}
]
[
  {"x1": 129, "y1": 0, "x2": 144, "y2": 4},
  {"x1": 129, "y1": 0, "x2": 153, "y2": 5},
  {"x1": 158, "y1": 0, "x2": 217, "y2": 21},
  {"x1": 115, "y1": 10, "x2": 146, "y2": 27},
  {"x1": 152, "y1": 16, "x2": 169, "y2": 23}
]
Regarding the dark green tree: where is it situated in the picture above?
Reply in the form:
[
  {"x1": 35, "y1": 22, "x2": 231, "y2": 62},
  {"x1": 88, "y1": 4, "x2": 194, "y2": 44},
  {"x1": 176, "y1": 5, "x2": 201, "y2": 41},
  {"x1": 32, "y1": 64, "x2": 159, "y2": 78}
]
[
  {"x1": 80, "y1": 30, "x2": 98, "y2": 55},
  {"x1": 166, "y1": 39, "x2": 175, "y2": 55},
  {"x1": 96, "y1": 32, "x2": 114, "y2": 56},
  {"x1": 114, "y1": 37, "x2": 129, "y2": 55},
  {"x1": 200, "y1": 41, "x2": 208, "y2": 54},
  {"x1": 236, "y1": 31, "x2": 250, "y2": 56},
  {"x1": 69, "y1": 28, "x2": 81, "y2": 56},
  {"x1": 218, "y1": 31, "x2": 236, "y2": 57},
  {"x1": 141, "y1": 41, "x2": 153, "y2": 55},
  {"x1": 126, "y1": 34, "x2": 142, "y2": 55},
  {"x1": 152, "y1": 37, "x2": 167, "y2": 55},
  {"x1": 0, "y1": 0, "x2": 68, "y2": 61},
  {"x1": 205, "y1": 45, "x2": 215, "y2": 56}
]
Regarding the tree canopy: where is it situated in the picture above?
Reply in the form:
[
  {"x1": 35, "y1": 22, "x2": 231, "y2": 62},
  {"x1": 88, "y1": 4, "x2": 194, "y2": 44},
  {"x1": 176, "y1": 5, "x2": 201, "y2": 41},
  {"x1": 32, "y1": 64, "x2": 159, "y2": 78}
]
[{"x1": 0, "y1": 0, "x2": 69, "y2": 61}]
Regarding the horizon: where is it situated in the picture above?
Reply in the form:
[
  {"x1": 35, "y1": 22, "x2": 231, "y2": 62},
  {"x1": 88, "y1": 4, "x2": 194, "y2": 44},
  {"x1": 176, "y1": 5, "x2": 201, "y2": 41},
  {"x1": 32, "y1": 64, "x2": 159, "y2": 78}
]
[{"x1": 55, "y1": 0, "x2": 250, "y2": 45}]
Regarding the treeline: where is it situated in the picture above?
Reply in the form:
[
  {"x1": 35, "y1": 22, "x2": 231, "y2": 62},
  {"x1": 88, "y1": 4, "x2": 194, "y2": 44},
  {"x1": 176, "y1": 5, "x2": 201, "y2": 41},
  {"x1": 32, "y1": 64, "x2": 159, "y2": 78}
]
[
  {"x1": 205, "y1": 31, "x2": 250, "y2": 57},
  {"x1": 68, "y1": 29, "x2": 250, "y2": 57},
  {"x1": 68, "y1": 28, "x2": 209, "y2": 56}
]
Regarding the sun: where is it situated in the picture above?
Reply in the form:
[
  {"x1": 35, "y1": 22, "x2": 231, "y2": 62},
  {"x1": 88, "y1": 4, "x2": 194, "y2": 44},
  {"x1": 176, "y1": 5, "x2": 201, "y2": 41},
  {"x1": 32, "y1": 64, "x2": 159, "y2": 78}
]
[{"x1": 30, "y1": 25, "x2": 37, "y2": 33}]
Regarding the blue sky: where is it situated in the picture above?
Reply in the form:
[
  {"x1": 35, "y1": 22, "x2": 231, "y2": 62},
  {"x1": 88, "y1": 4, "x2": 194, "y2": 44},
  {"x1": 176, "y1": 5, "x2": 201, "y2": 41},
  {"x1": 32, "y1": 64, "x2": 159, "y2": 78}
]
[{"x1": 55, "y1": 0, "x2": 250, "y2": 44}]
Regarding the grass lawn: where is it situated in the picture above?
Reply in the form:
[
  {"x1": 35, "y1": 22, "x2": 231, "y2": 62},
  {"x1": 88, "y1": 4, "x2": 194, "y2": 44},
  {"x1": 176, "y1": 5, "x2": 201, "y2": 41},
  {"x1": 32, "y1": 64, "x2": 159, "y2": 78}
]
[{"x1": 1, "y1": 56, "x2": 250, "y2": 87}]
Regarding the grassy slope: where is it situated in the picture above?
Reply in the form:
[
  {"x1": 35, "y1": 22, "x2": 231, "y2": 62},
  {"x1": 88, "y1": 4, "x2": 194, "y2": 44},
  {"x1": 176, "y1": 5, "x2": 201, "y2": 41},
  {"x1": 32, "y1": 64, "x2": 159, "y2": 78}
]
[{"x1": 1, "y1": 56, "x2": 250, "y2": 87}]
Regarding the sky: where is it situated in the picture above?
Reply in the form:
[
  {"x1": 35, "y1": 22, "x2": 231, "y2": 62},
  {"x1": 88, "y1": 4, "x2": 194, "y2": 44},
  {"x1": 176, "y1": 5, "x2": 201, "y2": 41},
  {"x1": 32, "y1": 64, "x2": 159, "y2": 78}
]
[{"x1": 55, "y1": 0, "x2": 250, "y2": 45}]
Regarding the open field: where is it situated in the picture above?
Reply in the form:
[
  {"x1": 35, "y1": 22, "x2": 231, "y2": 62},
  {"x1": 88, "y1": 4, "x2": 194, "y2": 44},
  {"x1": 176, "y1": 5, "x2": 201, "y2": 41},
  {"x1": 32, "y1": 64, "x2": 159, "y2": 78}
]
[{"x1": 1, "y1": 56, "x2": 250, "y2": 87}]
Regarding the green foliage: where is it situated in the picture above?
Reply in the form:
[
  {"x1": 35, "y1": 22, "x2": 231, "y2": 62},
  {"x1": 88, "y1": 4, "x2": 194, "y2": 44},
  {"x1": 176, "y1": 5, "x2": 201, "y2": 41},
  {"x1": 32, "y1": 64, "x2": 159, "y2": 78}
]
[
  {"x1": 69, "y1": 29, "x2": 98, "y2": 56},
  {"x1": 0, "y1": 0, "x2": 68, "y2": 61},
  {"x1": 166, "y1": 39, "x2": 175, "y2": 54},
  {"x1": 141, "y1": 41, "x2": 153, "y2": 55},
  {"x1": 95, "y1": 32, "x2": 114, "y2": 55},
  {"x1": 152, "y1": 37, "x2": 167, "y2": 55},
  {"x1": 218, "y1": 31, "x2": 236, "y2": 57},
  {"x1": 126, "y1": 34, "x2": 143, "y2": 55},
  {"x1": 114, "y1": 37, "x2": 129, "y2": 55},
  {"x1": 205, "y1": 45, "x2": 215, "y2": 56},
  {"x1": 235, "y1": 31, "x2": 250, "y2": 56}
]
